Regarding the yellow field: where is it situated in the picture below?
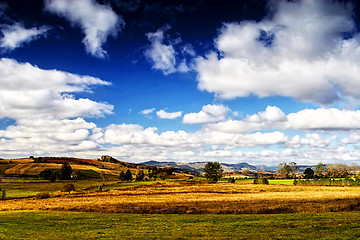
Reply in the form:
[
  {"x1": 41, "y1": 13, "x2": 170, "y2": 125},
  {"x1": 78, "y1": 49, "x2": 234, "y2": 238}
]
[
  {"x1": 4, "y1": 163, "x2": 126, "y2": 176},
  {"x1": 2, "y1": 182, "x2": 360, "y2": 214}
]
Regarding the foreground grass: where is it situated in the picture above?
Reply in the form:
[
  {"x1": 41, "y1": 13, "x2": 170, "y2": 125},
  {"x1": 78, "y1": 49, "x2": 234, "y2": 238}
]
[{"x1": 1, "y1": 210, "x2": 360, "y2": 239}]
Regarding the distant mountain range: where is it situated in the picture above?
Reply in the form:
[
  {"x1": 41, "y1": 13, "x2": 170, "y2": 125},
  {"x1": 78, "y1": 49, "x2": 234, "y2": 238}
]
[
  {"x1": 139, "y1": 161, "x2": 258, "y2": 174},
  {"x1": 138, "y1": 161, "x2": 315, "y2": 174}
]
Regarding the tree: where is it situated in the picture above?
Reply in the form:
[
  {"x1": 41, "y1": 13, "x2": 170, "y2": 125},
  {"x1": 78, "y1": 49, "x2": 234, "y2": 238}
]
[
  {"x1": 254, "y1": 177, "x2": 269, "y2": 185},
  {"x1": 257, "y1": 165, "x2": 265, "y2": 177},
  {"x1": 0, "y1": 188, "x2": 5, "y2": 199},
  {"x1": 277, "y1": 162, "x2": 298, "y2": 179},
  {"x1": 119, "y1": 171, "x2": 126, "y2": 181},
  {"x1": 63, "y1": 183, "x2": 75, "y2": 194},
  {"x1": 159, "y1": 172, "x2": 167, "y2": 180},
  {"x1": 341, "y1": 169, "x2": 349, "y2": 178},
  {"x1": 289, "y1": 162, "x2": 299, "y2": 178},
  {"x1": 60, "y1": 162, "x2": 73, "y2": 180},
  {"x1": 228, "y1": 177, "x2": 235, "y2": 183},
  {"x1": 315, "y1": 163, "x2": 326, "y2": 178},
  {"x1": 277, "y1": 163, "x2": 291, "y2": 178},
  {"x1": 148, "y1": 167, "x2": 158, "y2": 180},
  {"x1": 135, "y1": 170, "x2": 145, "y2": 181},
  {"x1": 40, "y1": 169, "x2": 57, "y2": 182},
  {"x1": 125, "y1": 169, "x2": 133, "y2": 181},
  {"x1": 304, "y1": 168, "x2": 314, "y2": 179},
  {"x1": 204, "y1": 162, "x2": 223, "y2": 183}
]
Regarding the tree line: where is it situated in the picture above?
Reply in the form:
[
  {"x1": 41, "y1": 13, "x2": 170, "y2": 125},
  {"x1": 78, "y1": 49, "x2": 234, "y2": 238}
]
[{"x1": 276, "y1": 162, "x2": 360, "y2": 179}]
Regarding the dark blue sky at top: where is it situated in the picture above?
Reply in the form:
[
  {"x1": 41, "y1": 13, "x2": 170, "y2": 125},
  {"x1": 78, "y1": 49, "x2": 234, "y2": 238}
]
[
  {"x1": 3, "y1": 0, "x2": 360, "y2": 164},
  {"x1": 0, "y1": 0, "x2": 278, "y2": 130},
  {"x1": 2, "y1": 0, "x2": 358, "y2": 128}
]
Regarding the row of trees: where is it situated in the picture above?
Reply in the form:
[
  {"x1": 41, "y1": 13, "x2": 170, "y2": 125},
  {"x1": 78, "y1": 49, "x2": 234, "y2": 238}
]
[
  {"x1": 39, "y1": 162, "x2": 74, "y2": 181},
  {"x1": 119, "y1": 167, "x2": 174, "y2": 182},
  {"x1": 276, "y1": 162, "x2": 360, "y2": 179},
  {"x1": 276, "y1": 162, "x2": 299, "y2": 178}
]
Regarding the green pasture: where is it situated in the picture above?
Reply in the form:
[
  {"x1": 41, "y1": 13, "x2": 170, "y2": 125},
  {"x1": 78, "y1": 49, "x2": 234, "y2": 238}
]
[
  {"x1": 268, "y1": 179, "x2": 295, "y2": 185},
  {"x1": 0, "y1": 179, "x2": 118, "y2": 198},
  {"x1": 235, "y1": 178, "x2": 295, "y2": 185},
  {"x1": 1, "y1": 211, "x2": 360, "y2": 239}
]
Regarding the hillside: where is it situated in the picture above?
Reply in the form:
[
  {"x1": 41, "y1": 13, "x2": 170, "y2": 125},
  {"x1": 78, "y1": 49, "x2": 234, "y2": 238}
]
[{"x1": 0, "y1": 156, "x2": 140, "y2": 178}]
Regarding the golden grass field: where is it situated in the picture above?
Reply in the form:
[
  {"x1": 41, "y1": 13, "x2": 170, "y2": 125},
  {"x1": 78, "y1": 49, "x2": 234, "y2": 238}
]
[
  {"x1": 2, "y1": 182, "x2": 360, "y2": 214},
  {"x1": 3, "y1": 162, "x2": 130, "y2": 176}
]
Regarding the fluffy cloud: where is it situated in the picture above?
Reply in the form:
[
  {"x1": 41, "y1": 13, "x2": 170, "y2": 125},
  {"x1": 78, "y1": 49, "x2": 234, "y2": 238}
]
[
  {"x1": 140, "y1": 108, "x2": 155, "y2": 115},
  {"x1": 286, "y1": 108, "x2": 360, "y2": 131},
  {"x1": 0, "y1": 58, "x2": 113, "y2": 120},
  {"x1": 145, "y1": 26, "x2": 194, "y2": 74},
  {"x1": 44, "y1": 0, "x2": 124, "y2": 58},
  {"x1": 0, "y1": 24, "x2": 49, "y2": 50},
  {"x1": 101, "y1": 122, "x2": 288, "y2": 150},
  {"x1": 199, "y1": 130, "x2": 288, "y2": 148},
  {"x1": 102, "y1": 124, "x2": 194, "y2": 147},
  {"x1": 183, "y1": 104, "x2": 230, "y2": 124},
  {"x1": 145, "y1": 27, "x2": 176, "y2": 74},
  {"x1": 289, "y1": 134, "x2": 336, "y2": 149},
  {"x1": 196, "y1": 0, "x2": 360, "y2": 104},
  {"x1": 156, "y1": 109, "x2": 182, "y2": 119},
  {"x1": 0, "y1": 58, "x2": 113, "y2": 158},
  {"x1": 0, "y1": 118, "x2": 99, "y2": 157},
  {"x1": 208, "y1": 106, "x2": 360, "y2": 133}
]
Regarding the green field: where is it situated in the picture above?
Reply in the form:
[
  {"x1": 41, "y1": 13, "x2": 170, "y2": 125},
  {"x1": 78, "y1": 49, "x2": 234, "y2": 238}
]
[
  {"x1": 1, "y1": 211, "x2": 360, "y2": 239},
  {"x1": 232, "y1": 178, "x2": 295, "y2": 185},
  {"x1": 0, "y1": 179, "x2": 117, "y2": 198}
]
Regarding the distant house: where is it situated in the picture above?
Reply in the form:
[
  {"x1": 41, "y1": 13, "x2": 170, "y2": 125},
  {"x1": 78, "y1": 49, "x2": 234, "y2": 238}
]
[{"x1": 70, "y1": 172, "x2": 78, "y2": 179}]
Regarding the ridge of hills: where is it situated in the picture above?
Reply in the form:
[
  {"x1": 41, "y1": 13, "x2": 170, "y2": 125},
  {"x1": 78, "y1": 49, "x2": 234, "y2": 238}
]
[
  {"x1": 0, "y1": 156, "x2": 316, "y2": 176},
  {"x1": 138, "y1": 161, "x2": 259, "y2": 173},
  {"x1": 0, "y1": 156, "x2": 141, "y2": 178}
]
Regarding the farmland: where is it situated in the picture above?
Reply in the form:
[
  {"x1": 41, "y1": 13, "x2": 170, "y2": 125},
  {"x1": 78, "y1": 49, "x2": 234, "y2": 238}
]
[
  {"x1": 2, "y1": 158, "x2": 360, "y2": 239},
  {"x1": 2, "y1": 181, "x2": 360, "y2": 214}
]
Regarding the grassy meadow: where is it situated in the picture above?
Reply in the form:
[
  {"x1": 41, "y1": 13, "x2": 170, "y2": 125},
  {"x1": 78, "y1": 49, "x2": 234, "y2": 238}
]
[
  {"x1": 2, "y1": 157, "x2": 360, "y2": 239},
  {"x1": 1, "y1": 210, "x2": 360, "y2": 239}
]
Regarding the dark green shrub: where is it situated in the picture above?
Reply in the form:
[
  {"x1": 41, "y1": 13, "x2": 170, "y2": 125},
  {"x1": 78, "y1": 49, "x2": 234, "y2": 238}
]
[
  {"x1": 0, "y1": 188, "x2": 5, "y2": 199},
  {"x1": 228, "y1": 177, "x2": 235, "y2": 183},
  {"x1": 63, "y1": 183, "x2": 75, "y2": 194},
  {"x1": 36, "y1": 192, "x2": 50, "y2": 199},
  {"x1": 136, "y1": 170, "x2": 145, "y2": 181},
  {"x1": 254, "y1": 177, "x2": 269, "y2": 185}
]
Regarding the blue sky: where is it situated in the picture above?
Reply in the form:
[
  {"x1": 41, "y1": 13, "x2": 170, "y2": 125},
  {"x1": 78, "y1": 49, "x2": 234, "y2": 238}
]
[{"x1": 2, "y1": 0, "x2": 360, "y2": 165}]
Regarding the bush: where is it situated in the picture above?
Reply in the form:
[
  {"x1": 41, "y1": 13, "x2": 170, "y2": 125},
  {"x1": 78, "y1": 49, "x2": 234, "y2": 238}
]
[
  {"x1": 159, "y1": 172, "x2": 168, "y2": 180},
  {"x1": 0, "y1": 188, "x2": 5, "y2": 200},
  {"x1": 36, "y1": 192, "x2": 51, "y2": 199},
  {"x1": 136, "y1": 170, "x2": 145, "y2": 181},
  {"x1": 63, "y1": 183, "x2": 75, "y2": 194},
  {"x1": 254, "y1": 177, "x2": 269, "y2": 185},
  {"x1": 228, "y1": 177, "x2": 236, "y2": 183}
]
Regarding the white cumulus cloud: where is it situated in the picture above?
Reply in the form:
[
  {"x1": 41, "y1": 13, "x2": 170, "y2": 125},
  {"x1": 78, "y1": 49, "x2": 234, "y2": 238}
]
[
  {"x1": 0, "y1": 24, "x2": 50, "y2": 50},
  {"x1": 0, "y1": 58, "x2": 113, "y2": 120},
  {"x1": 156, "y1": 109, "x2": 182, "y2": 119},
  {"x1": 183, "y1": 104, "x2": 230, "y2": 124},
  {"x1": 140, "y1": 108, "x2": 156, "y2": 115},
  {"x1": 145, "y1": 25, "x2": 194, "y2": 75},
  {"x1": 208, "y1": 106, "x2": 360, "y2": 133},
  {"x1": 44, "y1": 0, "x2": 124, "y2": 58},
  {"x1": 0, "y1": 118, "x2": 100, "y2": 157},
  {"x1": 196, "y1": 0, "x2": 360, "y2": 105}
]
